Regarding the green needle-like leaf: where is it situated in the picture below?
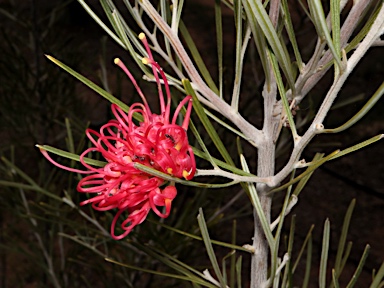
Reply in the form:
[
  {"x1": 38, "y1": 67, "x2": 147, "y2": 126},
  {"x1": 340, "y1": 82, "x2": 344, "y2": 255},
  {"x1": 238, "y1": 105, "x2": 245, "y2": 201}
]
[
  {"x1": 77, "y1": 0, "x2": 125, "y2": 48},
  {"x1": 215, "y1": 0, "x2": 223, "y2": 99},
  {"x1": 332, "y1": 269, "x2": 341, "y2": 288},
  {"x1": 36, "y1": 145, "x2": 106, "y2": 167},
  {"x1": 244, "y1": 0, "x2": 295, "y2": 90},
  {"x1": 242, "y1": 0, "x2": 270, "y2": 86},
  {"x1": 192, "y1": 148, "x2": 255, "y2": 176},
  {"x1": 281, "y1": 215, "x2": 295, "y2": 288},
  {"x1": 109, "y1": 7, "x2": 148, "y2": 73},
  {"x1": 340, "y1": 242, "x2": 353, "y2": 276},
  {"x1": 293, "y1": 153, "x2": 324, "y2": 197},
  {"x1": 132, "y1": 242, "x2": 215, "y2": 287},
  {"x1": 45, "y1": 55, "x2": 133, "y2": 115},
  {"x1": 65, "y1": 118, "x2": 75, "y2": 154},
  {"x1": 369, "y1": 259, "x2": 384, "y2": 288},
  {"x1": 324, "y1": 82, "x2": 384, "y2": 133},
  {"x1": 270, "y1": 150, "x2": 340, "y2": 194},
  {"x1": 328, "y1": 134, "x2": 384, "y2": 161},
  {"x1": 281, "y1": 0, "x2": 303, "y2": 71},
  {"x1": 197, "y1": 208, "x2": 227, "y2": 288},
  {"x1": 308, "y1": 0, "x2": 343, "y2": 71},
  {"x1": 345, "y1": 4, "x2": 381, "y2": 54},
  {"x1": 146, "y1": 219, "x2": 252, "y2": 253},
  {"x1": 331, "y1": 0, "x2": 341, "y2": 59},
  {"x1": 319, "y1": 219, "x2": 330, "y2": 288},
  {"x1": 179, "y1": 21, "x2": 219, "y2": 95},
  {"x1": 204, "y1": 109, "x2": 250, "y2": 141},
  {"x1": 240, "y1": 155, "x2": 275, "y2": 250},
  {"x1": 292, "y1": 225, "x2": 314, "y2": 273},
  {"x1": 230, "y1": 220, "x2": 237, "y2": 288},
  {"x1": 231, "y1": 0, "x2": 244, "y2": 111},
  {"x1": 183, "y1": 79, "x2": 235, "y2": 167},
  {"x1": 0, "y1": 180, "x2": 62, "y2": 202},
  {"x1": 105, "y1": 257, "x2": 216, "y2": 287},
  {"x1": 346, "y1": 245, "x2": 370, "y2": 288},
  {"x1": 334, "y1": 199, "x2": 355, "y2": 277},
  {"x1": 134, "y1": 163, "x2": 238, "y2": 188},
  {"x1": 236, "y1": 256, "x2": 242, "y2": 288},
  {"x1": 269, "y1": 50, "x2": 298, "y2": 140},
  {"x1": 302, "y1": 233, "x2": 313, "y2": 288}
]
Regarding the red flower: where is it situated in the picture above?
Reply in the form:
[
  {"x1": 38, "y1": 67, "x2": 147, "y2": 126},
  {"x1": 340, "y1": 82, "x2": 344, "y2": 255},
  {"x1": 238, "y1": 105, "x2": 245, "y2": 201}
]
[{"x1": 41, "y1": 33, "x2": 195, "y2": 240}]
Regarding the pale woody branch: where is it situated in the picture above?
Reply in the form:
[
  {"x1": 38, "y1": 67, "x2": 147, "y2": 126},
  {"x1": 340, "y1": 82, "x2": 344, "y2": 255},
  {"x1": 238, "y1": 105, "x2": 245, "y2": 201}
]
[
  {"x1": 288, "y1": 0, "x2": 372, "y2": 104},
  {"x1": 271, "y1": 4, "x2": 384, "y2": 188},
  {"x1": 139, "y1": 0, "x2": 264, "y2": 147}
]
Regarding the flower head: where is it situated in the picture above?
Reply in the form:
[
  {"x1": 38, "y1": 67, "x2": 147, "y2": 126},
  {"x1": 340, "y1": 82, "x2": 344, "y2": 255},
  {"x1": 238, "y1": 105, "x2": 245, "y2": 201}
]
[{"x1": 41, "y1": 33, "x2": 195, "y2": 240}]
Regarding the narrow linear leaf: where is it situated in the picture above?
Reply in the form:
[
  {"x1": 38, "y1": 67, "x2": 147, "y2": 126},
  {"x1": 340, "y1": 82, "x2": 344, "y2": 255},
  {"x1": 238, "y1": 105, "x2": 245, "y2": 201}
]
[
  {"x1": 293, "y1": 153, "x2": 324, "y2": 197},
  {"x1": 241, "y1": 0, "x2": 270, "y2": 86},
  {"x1": 244, "y1": 0, "x2": 295, "y2": 90},
  {"x1": 281, "y1": 215, "x2": 296, "y2": 287},
  {"x1": 292, "y1": 225, "x2": 315, "y2": 273},
  {"x1": 281, "y1": 0, "x2": 303, "y2": 71},
  {"x1": 302, "y1": 233, "x2": 313, "y2": 288},
  {"x1": 183, "y1": 79, "x2": 235, "y2": 166},
  {"x1": 340, "y1": 241, "x2": 353, "y2": 276},
  {"x1": 179, "y1": 21, "x2": 219, "y2": 95},
  {"x1": 109, "y1": 7, "x2": 149, "y2": 74},
  {"x1": 231, "y1": 0, "x2": 244, "y2": 110},
  {"x1": 236, "y1": 256, "x2": 242, "y2": 288},
  {"x1": 345, "y1": 5, "x2": 381, "y2": 53},
  {"x1": 270, "y1": 150, "x2": 340, "y2": 194},
  {"x1": 346, "y1": 245, "x2": 370, "y2": 288},
  {"x1": 188, "y1": 118, "x2": 218, "y2": 168},
  {"x1": 160, "y1": 0, "x2": 174, "y2": 60},
  {"x1": 197, "y1": 208, "x2": 227, "y2": 288},
  {"x1": 2, "y1": 157, "x2": 39, "y2": 187},
  {"x1": 148, "y1": 245, "x2": 210, "y2": 283},
  {"x1": 332, "y1": 269, "x2": 341, "y2": 288},
  {"x1": 36, "y1": 145, "x2": 106, "y2": 167},
  {"x1": 215, "y1": 0, "x2": 223, "y2": 99},
  {"x1": 132, "y1": 242, "x2": 215, "y2": 287},
  {"x1": 330, "y1": 0, "x2": 341, "y2": 58},
  {"x1": 45, "y1": 55, "x2": 132, "y2": 115},
  {"x1": 175, "y1": 0, "x2": 185, "y2": 32},
  {"x1": 204, "y1": 109, "x2": 249, "y2": 141},
  {"x1": 192, "y1": 147, "x2": 256, "y2": 177},
  {"x1": 0, "y1": 180, "x2": 62, "y2": 202},
  {"x1": 65, "y1": 118, "x2": 75, "y2": 154},
  {"x1": 308, "y1": 0, "x2": 343, "y2": 70},
  {"x1": 240, "y1": 155, "x2": 275, "y2": 249},
  {"x1": 328, "y1": 134, "x2": 383, "y2": 161},
  {"x1": 230, "y1": 220, "x2": 237, "y2": 288},
  {"x1": 369, "y1": 260, "x2": 384, "y2": 288},
  {"x1": 134, "y1": 162, "x2": 238, "y2": 188},
  {"x1": 105, "y1": 257, "x2": 215, "y2": 286},
  {"x1": 146, "y1": 219, "x2": 252, "y2": 253},
  {"x1": 334, "y1": 199, "x2": 356, "y2": 276},
  {"x1": 77, "y1": 0, "x2": 125, "y2": 48},
  {"x1": 269, "y1": 50, "x2": 298, "y2": 139},
  {"x1": 324, "y1": 82, "x2": 384, "y2": 133},
  {"x1": 319, "y1": 219, "x2": 330, "y2": 288}
]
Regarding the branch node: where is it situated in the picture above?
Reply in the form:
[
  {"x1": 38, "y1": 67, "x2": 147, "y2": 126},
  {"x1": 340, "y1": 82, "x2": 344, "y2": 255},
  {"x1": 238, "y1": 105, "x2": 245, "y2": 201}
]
[{"x1": 315, "y1": 123, "x2": 324, "y2": 133}]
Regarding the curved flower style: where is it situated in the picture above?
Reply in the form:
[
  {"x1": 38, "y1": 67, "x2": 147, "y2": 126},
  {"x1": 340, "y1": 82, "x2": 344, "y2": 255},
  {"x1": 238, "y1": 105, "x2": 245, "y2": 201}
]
[{"x1": 41, "y1": 33, "x2": 195, "y2": 240}]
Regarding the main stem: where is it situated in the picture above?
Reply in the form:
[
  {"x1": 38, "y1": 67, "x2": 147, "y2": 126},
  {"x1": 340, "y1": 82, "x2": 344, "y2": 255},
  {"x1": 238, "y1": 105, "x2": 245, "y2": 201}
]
[
  {"x1": 251, "y1": 81, "x2": 277, "y2": 287},
  {"x1": 251, "y1": 143, "x2": 275, "y2": 287}
]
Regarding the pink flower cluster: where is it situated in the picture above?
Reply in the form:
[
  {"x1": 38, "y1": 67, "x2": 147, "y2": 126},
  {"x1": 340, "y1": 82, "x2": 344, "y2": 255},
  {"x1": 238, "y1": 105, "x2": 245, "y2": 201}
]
[{"x1": 41, "y1": 33, "x2": 195, "y2": 240}]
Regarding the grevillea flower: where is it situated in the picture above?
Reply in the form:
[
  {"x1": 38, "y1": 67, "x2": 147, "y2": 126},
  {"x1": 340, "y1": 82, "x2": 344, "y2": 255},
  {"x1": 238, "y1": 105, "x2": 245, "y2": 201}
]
[{"x1": 41, "y1": 33, "x2": 196, "y2": 240}]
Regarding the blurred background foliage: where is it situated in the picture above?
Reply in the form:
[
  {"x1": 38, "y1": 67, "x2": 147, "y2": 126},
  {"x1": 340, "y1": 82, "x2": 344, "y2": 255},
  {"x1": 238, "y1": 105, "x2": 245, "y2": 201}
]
[{"x1": 0, "y1": 0, "x2": 383, "y2": 287}]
